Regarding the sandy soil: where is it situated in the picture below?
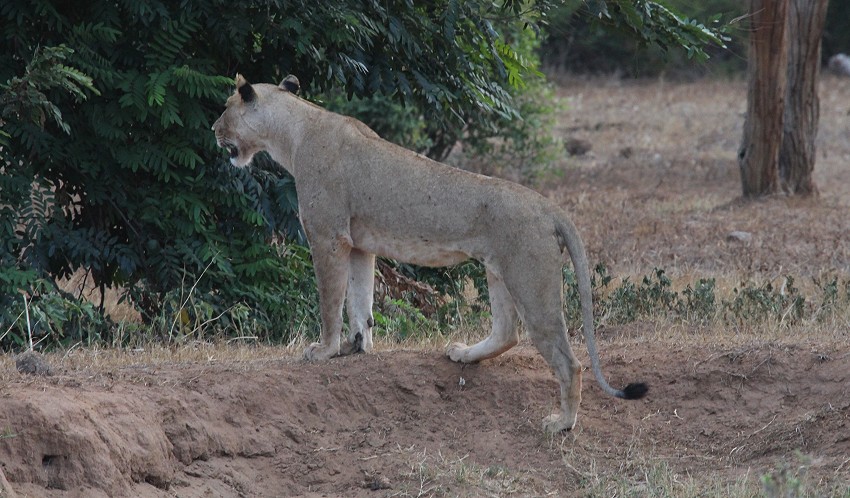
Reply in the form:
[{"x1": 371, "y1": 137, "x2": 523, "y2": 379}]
[{"x1": 2, "y1": 76, "x2": 849, "y2": 497}]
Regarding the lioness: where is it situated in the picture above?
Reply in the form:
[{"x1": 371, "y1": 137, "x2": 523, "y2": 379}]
[{"x1": 213, "y1": 74, "x2": 647, "y2": 433}]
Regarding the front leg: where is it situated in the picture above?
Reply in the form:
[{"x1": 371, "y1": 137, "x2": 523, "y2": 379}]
[
  {"x1": 303, "y1": 238, "x2": 351, "y2": 361},
  {"x1": 340, "y1": 249, "x2": 376, "y2": 355}
]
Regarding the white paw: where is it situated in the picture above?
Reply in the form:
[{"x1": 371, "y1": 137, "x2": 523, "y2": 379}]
[
  {"x1": 446, "y1": 342, "x2": 469, "y2": 363},
  {"x1": 543, "y1": 413, "x2": 577, "y2": 434},
  {"x1": 303, "y1": 342, "x2": 338, "y2": 361}
]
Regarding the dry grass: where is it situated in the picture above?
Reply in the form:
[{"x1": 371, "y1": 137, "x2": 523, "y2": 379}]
[
  {"x1": 549, "y1": 74, "x2": 850, "y2": 281},
  {"x1": 553, "y1": 428, "x2": 850, "y2": 498},
  {"x1": 391, "y1": 446, "x2": 542, "y2": 497}
]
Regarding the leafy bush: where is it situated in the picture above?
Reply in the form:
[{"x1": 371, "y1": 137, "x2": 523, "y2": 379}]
[
  {"x1": 1, "y1": 279, "x2": 112, "y2": 349},
  {"x1": 724, "y1": 277, "x2": 806, "y2": 326},
  {"x1": 541, "y1": 0, "x2": 741, "y2": 77},
  {"x1": 542, "y1": 0, "x2": 850, "y2": 78},
  {"x1": 458, "y1": 25, "x2": 566, "y2": 182},
  {"x1": 680, "y1": 278, "x2": 717, "y2": 322},
  {"x1": 823, "y1": 2, "x2": 850, "y2": 59},
  {"x1": 321, "y1": 93, "x2": 433, "y2": 154},
  {"x1": 373, "y1": 297, "x2": 440, "y2": 343}
]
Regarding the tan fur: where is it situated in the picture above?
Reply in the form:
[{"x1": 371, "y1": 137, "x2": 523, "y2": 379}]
[{"x1": 212, "y1": 74, "x2": 645, "y2": 433}]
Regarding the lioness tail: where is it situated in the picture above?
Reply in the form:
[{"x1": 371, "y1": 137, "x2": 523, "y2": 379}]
[{"x1": 555, "y1": 218, "x2": 648, "y2": 401}]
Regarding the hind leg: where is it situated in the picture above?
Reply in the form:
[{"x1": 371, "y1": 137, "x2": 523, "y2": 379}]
[
  {"x1": 532, "y1": 322, "x2": 583, "y2": 433},
  {"x1": 447, "y1": 269, "x2": 519, "y2": 363},
  {"x1": 511, "y1": 272, "x2": 584, "y2": 433},
  {"x1": 340, "y1": 249, "x2": 375, "y2": 355}
]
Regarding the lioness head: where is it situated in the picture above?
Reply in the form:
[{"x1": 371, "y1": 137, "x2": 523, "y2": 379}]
[{"x1": 212, "y1": 74, "x2": 300, "y2": 167}]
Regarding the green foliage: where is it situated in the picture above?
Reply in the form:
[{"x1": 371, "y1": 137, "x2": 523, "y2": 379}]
[
  {"x1": 680, "y1": 277, "x2": 717, "y2": 322},
  {"x1": 566, "y1": 265, "x2": 695, "y2": 325},
  {"x1": 558, "y1": 265, "x2": 849, "y2": 330},
  {"x1": 544, "y1": 0, "x2": 850, "y2": 78},
  {"x1": 542, "y1": 0, "x2": 741, "y2": 77},
  {"x1": 605, "y1": 268, "x2": 679, "y2": 323},
  {"x1": 1, "y1": 280, "x2": 112, "y2": 349},
  {"x1": 0, "y1": 44, "x2": 102, "y2": 341},
  {"x1": 0, "y1": 45, "x2": 98, "y2": 134},
  {"x1": 0, "y1": 0, "x2": 322, "y2": 346},
  {"x1": 583, "y1": 0, "x2": 728, "y2": 57},
  {"x1": 724, "y1": 277, "x2": 805, "y2": 326},
  {"x1": 135, "y1": 242, "x2": 318, "y2": 344},
  {"x1": 321, "y1": 93, "x2": 433, "y2": 153},
  {"x1": 391, "y1": 259, "x2": 490, "y2": 329},
  {"x1": 761, "y1": 454, "x2": 810, "y2": 498},
  {"x1": 823, "y1": 2, "x2": 850, "y2": 59},
  {"x1": 461, "y1": 24, "x2": 565, "y2": 182},
  {"x1": 495, "y1": 79, "x2": 565, "y2": 181},
  {"x1": 759, "y1": 452, "x2": 850, "y2": 498},
  {"x1": 373, "y1": 297, "x2": 440, "y2": 343},
  {"x1": 327, "y1": 17, "x2": 565, "y2": 181},
  {"x1": 813, "y1": 275, "x2": 850, "y2": 321}
]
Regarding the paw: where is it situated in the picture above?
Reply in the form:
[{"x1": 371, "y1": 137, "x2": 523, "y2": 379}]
[
  {"x1": 303, "y1": 342, "x2": 338, "y2": 362},
  {"x1": 543, "y1": 413, "x2": 577, "y2": 434},
  {"x1": 339, "y1": 332, "x2": 364, "y2": 356},
  {"x1": 447, "y1": 342, "x2": 470, "y2": 363}
]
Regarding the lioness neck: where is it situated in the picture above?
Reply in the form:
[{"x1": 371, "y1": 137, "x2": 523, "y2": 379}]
[{"x1": 259, "y1": 92, "x2": 322, "y2": 179}]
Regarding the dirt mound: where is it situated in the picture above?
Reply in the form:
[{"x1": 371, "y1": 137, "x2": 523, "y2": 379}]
[{"x1": 1, "y1": 338, "x2": 848, "y2": 496}]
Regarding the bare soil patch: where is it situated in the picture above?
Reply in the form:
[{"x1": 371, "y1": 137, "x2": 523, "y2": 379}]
[{"x1": 2, "y1": 76, "x2": 850, "y2": 496}]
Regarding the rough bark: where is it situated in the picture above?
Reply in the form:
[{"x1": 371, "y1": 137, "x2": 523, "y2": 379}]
[
  {"x1": 738, "y1": 0, "x2": 790, "y2": 197},
  {"x1": 779, "y1": 0, "x2": 828, "y2": 195}
]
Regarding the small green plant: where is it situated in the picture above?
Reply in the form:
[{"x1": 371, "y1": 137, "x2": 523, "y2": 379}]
[
  {"x1": 571, "y1": 266, "x2": 682, "y2": 326},
  {"x1": 812, "y1": 275, "x2": 850, "y2": 321},
  {"x1": 681, "y1": 278, "x2": 717, "y2": 322},
  {"x1": 373, "y1": 297, "x2": 440, "y2": 343},
  {"x1": 559, "y1": 264, "x2": 839, "y2": 331},
  {"x1": 760, "y1": 452, "x2": 823, "y2": 498},
  {"x1": 2, "y1": 281, "x2": 112, "y2": 350},
  {"x1": 760, "y1": 453, "x2": 850, "y2": 497},
  {"x1": 0, "y1": 426, "x2": 16, "y2": 440},
  {"x1": 724, "y1": 277, "x2": 805, "y2": 326},
  {"x1": 603, "y1": 269, "x2": 678, "y2": 323}
]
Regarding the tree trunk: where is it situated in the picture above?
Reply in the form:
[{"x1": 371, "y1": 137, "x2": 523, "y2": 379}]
[
  {"x1": 779, "y1": 0, "x2": 828, "y2": 195},
  {"x1": 738, "y1": 0, "x2": 790, "y2": 197}
]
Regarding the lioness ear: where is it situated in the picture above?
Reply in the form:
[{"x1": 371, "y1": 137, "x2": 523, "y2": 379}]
[
  {"x1": 280, "y1": 75, "x2": 300, "y2": 94},
  {"x1": 235, "y1": 73, "x2": 257, "y2": 103}
]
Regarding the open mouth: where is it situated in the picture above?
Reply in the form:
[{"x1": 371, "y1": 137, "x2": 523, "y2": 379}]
[{"x1": 217, "y1": 138, "x2": 239, "y2": 160}]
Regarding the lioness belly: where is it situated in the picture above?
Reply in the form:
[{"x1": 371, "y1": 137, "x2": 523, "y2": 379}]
[{"x1": 353, "y1": 229, "x2": 470, "y2": 267}]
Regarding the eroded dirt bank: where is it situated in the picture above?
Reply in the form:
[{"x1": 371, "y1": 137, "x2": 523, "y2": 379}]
[{"x1": 1, "y1": 338, "x2": 848, "y2": 497}]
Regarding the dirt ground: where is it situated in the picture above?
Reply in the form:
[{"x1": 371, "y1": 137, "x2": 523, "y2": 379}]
[{"x1": 2, "y1": 76, "x2": 850, "y2": 497}]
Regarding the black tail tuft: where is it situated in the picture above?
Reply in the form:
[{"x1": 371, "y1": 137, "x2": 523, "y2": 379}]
[{"x1": 621, "y1": 382, "x2": 649, "y2": 400}]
